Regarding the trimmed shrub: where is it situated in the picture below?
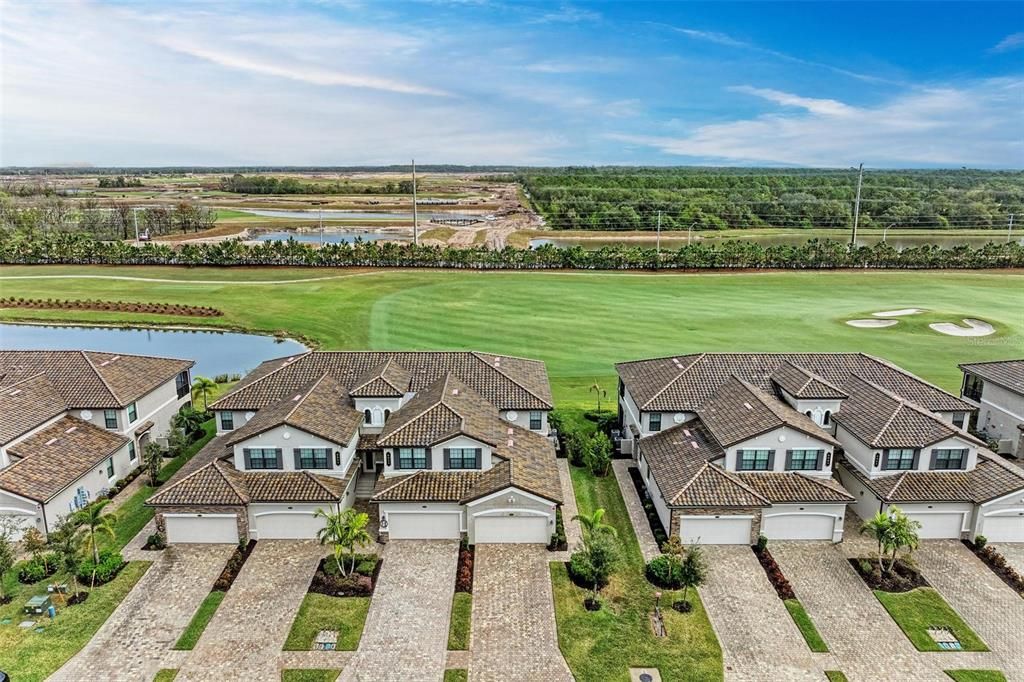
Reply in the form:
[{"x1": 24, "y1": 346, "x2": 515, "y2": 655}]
[
  {"x1": 974, "y1": 534, "x2": 987, "y2": 549},
  {"x1": 76, "y1": 549, "x2": 126, "y2": 585},
  {"x1": 646, "y1": 554, "x2": 683, "y2": 588},
  {"x1": 16, "y1": 555, "x2": 56, "y2": 584}
]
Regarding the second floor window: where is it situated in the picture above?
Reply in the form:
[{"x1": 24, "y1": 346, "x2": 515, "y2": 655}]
[
  {"x1": 737, "y1": 449, "x2": 773, "y2": 471},
  {"x1": 246, "y1": 448, "x2": 281, "y2": 469},
  {"x1": 220, "y1": 412, "x2": 234, "y2": 431},
  {"x1": 884, "y1": 449, "x2": 917, "y2": 470},
  {"x1": 104, "y1": 410, "x2": 118, "y2": 429},
  {"x1": 648, "y1": 412, "x2": 662, "y2": 432},
  {"x1": 786, "y1": 449, "x2": 822, "y2": 471},
  {"x1": 962, "y1": 373, "x2": 984, "y2": 402},
  {"x1": 128, "y1": 442, "x2": 137, "y2": 461},
  {"x1": 364, "y1": 409, "x2": 373, "y2": 425},
  {"x1": 295, "y1": 448, "x2": 331, "y2": 469},
  {"x1": 446, "y1": 448, "x2": 479, "y2": 469},
  {"x1": 127, "y1": 402, "x2": 137, "y2": 423},
  {"x1": 932, "y1": 448, "x2": 967, "y2": 470},
  {"x1": 529, "y1": 411, "x2": 543, "y2": 430},
  {"x1": 397, "y1": 447, "x2": 428, "y2": 469},
  {"x1": 175, "y1": 370, "x2": 190, "y2": 398}
]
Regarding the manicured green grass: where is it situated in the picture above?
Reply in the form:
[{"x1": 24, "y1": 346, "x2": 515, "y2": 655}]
[
  {"x1": 280, "y1": 670, "x2": 340, "y2": 682},
  {"x1": 1, "y1": 267, "x2": 1021, "y2": 406},
  {"x1": 0, "y1": 561, "x2": 150, "y2": 682},
  {"x1": 783, "y1": 599, "x2": 828, "y2": 652},
  {"x1": 283, "y1": 593, "x2": 370, "y2": 651},
  {"x1": 154, "y1": 670, "x2": 179, "y2": 682},
  {"x1": 825, "y1": 672, "x2": 849, "y2": 682},
  {"x1": 447, "y1": 592, "x2": 472, "y2": 650},
  {"x1": 873, "y1": 588, "x2": 988, "y2": 652},
  {"x1": 944, "y1": 671, "x2": 1007, "y2": 682},
  {"x1": 551, "y1": 464, "x2": 722, "y2": 681},
  {"x1": 173, "y1": 590, "x2": 226, "y2": 650},
  {"x1": 443, "y1": 670, "x2": 468, "y2": 682}
]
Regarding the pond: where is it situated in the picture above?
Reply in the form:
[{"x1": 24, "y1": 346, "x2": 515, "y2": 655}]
[
  {"x1": 237, "y1": 208, "x2": 460, "y2": 221},
  {"x1": 0, "y1": 323, "x2": 307, "y2": 379},
  {"x1": 530, "y1": 232, "x2": 1024, "y2": 251},
  {"x1": 252, "y1": 230, "x2": 409, "y2": 244}
]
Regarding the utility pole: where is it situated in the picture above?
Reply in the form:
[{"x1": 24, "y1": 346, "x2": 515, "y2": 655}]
[
  {"x1": 656, "y1": 211, "x2": 662, "y2": 258},
  {"x1": 1008, "y1": 213, "x2": 1015, "y2": 243},
  {"x1": 412, "y1": 159, "x2": 418, "y2": 246},
  {"x1": 132, "y1": 207, "x2": 140, "y2": 244},
  {"x1": 851, "y1": 163, "x2": 863, "y2": 247}
]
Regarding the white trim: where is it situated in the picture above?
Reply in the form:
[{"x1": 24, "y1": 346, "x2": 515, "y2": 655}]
[
  {"x1": 762, "y1": 511, "x2": 842, "y2": 521},
  {"x1": 979, "y1": 486, "x2": 1024, "y2": 507},
  {"x1": 0, "y1": 488, "x2": 41, "y2": 506},
  {"x1": 163, "y1": 512, "x2": 237, "y2": 519},
  {"x1": 464, "y1": 486, "x2": 554, "y2": 507},
  {"x1": 982, "y1": 507, "x2": 1024, "y2": 518},
  {"x1": 0, "y1": 505, "x2": 36, "y2": 515},
  {"x1": 252, "y1": 509, "x2": 318, "y2": 518},
  {"x1": 471, "y1": 507, "x2": 551, "y2": 518},
  {"x1": 385, "y1": 509, "x2": 467, "y2": 532},
  {"x1": 678, "y1": 514, "x2": 756, "y2": 520}
]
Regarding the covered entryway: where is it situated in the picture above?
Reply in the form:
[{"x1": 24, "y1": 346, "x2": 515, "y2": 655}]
[
  {"x1": 474, "y1": 514, "x2": 550, "y2": 544},
  {"x1": 762, "y1": 507, "x2": 841, "y2": 541},
  {"x1": 981, "y1": 511, "x2": 1024, "y2": 542},
  {"x1": 903, "y1": 511, "x2": 965, "y2": 539},
  {"x1": 165, "y1": 513, "x2": 239, "y2": 544},
  {"x1": 678, "y1": 514, "x2": 752, "y2": 545},
  {"x1": 252, "y1": 508, "x2": 326, "y2": 539},
  {"x1": 387, "y1": 511, "x2": 462, "y2": 539}
]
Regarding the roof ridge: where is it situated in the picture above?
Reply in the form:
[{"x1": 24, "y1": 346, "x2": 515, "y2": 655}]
[
  {"x1": 642, "y1": 353, "x2": 706, "y2": 410},
  {"x1": 885, "y1": 471, "x2": 910, "y2": 497},
  {"x1": 303, "y1": 470, "x2": 340, "y2": 498},
  {"x1": 861, "y1": 353, "x2": 966, "y2": 406},
  {"x1": 668, "y1": 461, "x2": 708, "y2": 504},
  {"x1": 469, "y1": 352, "x2": 551, "y2": 408},
  {"x1": 283, "y1": 373, "x2": 330, "y2": 422},
  {"x1": 708, "y1": 465, "x2": 771, "y2": 504},
  {"x1": 80, "y1": 350, "x2": 123, "y2": 404},
  {"x1": 149, "y1": 460, "x2": 220, "y2": 501},
  {"x1": 211, "y1": 350, "x2": 314, "y2": 409},
  {"x1": 212, "y1": 461, "x2": 249, "y2": 503},
  {"x1": 372, "y1": 471, "x2": 423, "y2": 498}
]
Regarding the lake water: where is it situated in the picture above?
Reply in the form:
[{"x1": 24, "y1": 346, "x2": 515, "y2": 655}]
[
  {"x1": 0, "y1": 324, "x2": 307, "y2": 378},
  {"x1": 252, "y1": 230, "x2": 409, "y2": 244},
  {"x1": 530, "y1": 232, "x2": 1024, "y2": 251},
  {"x1": 238, "y1": 208, "x2": 458, "y2": 221}
]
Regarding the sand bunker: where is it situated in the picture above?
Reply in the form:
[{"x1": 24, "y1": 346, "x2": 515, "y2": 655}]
[
  {"x1": 846, "y1": 319, "x2": 898, "y2": 328},
  {"x1": 873, "y1": 308, "x2": 924, "y2": 318},
  {"x1": 929, "y1": 319, "x2": 995, "y2": 337}
]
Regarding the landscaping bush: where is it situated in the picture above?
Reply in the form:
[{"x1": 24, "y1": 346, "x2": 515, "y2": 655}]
[
  {"x1": 755, "y1": 534, "x2": 768, "y2": 553},
  {"x1": 974, "y1": 534, "x2": 987, "y2": 549},
  {"x1": 213, "y1": 540, "x2": 256, "y2": 591},
  {"x1": 645, "y1": 555, "x2": 684, "y2": 589},
  {"x1": 75, "y1": 549, "x2": 126, "y2": 585},
  {"x1": 311, "y1": 556, "x2": 377, "y2": 597},
  {"x1": 455, "y1": 543, "x2": 474, "y2": 593},
  {"x1": 966, "y1": 540, "x2": 1024, "y2": 596},
  {"x1": 548, "y1": 508, "x2": 568, "y2": 552},
  {"x1": 626, "y1": 466, "x2": 669, "y2": 547},
  {"x1": 355, "y1": 557, "x2": 378, "y2": 577},
  {"x1": 16, "y1": 554, "x2": 57, "y2": 584},
  {"x1": 568, "y1": 550, "x2": 610, "y2": 591},
  {"x1": 753, "y1": 545, "x2": 795, "y2": 600},
  {"x1": 143, "y1": 533, "x2": 167, "y2": 550},
  {"x1": 849, "y1": 557, "x2": 929, "y2": 593}
]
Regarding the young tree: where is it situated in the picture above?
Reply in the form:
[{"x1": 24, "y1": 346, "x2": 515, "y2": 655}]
[
  {"x1": 585, "y1": 432, "x2": 612, "y2": 477},
  {"x1": 190, "y1": 376, "x2": 218, "y2": 412},
  {"x1": 859, "y1": 507, "x2": 921, "y2": 575},
  {"x1": 315, "y1": 507, "x2": 373, "y2": 576},
  {"x1": 21, "y1": 526, "x2": 48, "y2": 572},
  {"x1": 860, "y1": 510, "x2": 891, "y2": 561},
  {"x1": 676, "y1": 545, "x2": 709, "y2": 611},
  {"x1": 144, "y1": 441, "x2": 164, "y2": 486},
  {"x1": 572, "y1": 530, "x2": 620, "y2": 604},
  {"x1": 49, "y1": 515, "x2": 85, "y2": 601},
  {"x1": 0, "y1": 518, "x2": 20, "y2": 603},
  {"x1": 172, "y1": 405, "x2": 206, "y2": 435},
  {"x1": 573, "y1": 508, "x2": 617, "y2": 543},
  {"x1": 75, "y1": 500, "x2": 117, "y2": 565},
  {"x1": 589, "y1": 381, "x2": 607, "y2": 413}
]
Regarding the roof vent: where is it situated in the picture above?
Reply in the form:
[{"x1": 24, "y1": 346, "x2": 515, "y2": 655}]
[
  {"x1": 65, "y1": 426, "x2": 77, "y2": 433},
  {"x1": 292, "y1": 393, "x2": 303, "y2": 401},
  {"x1": 691, "y1": 441, "x2": 699, "y2": 449},
  {"x1": 452, "y1": 388, "x2": 459, "y2": 395},
  {"x1": 45, "y1": 437, "x2": 58, "y2": 445},
  {"x1": 507, "y1": 438, "x2": 515, "y2": 447},
  {"x1": 507, "y1": 427, "x2": 514, "y2": 435},
  {"x1": 100, "y1": 355, "x2": 122, "y2": 366},
  {"x1": 683, "y1": 429, "x2": 691, "y2": 437},
  {"x1": 7, "y1": 389, "x2": 21, "y2": 396},
  {"x1": 743, "y1": 402, "x2": 753, "y2": 410}
]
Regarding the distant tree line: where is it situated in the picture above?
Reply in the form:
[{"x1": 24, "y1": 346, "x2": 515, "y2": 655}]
[
  {"x1": 2, "y1": 230, "x2": 1020, "y2": 270},
  {"x1": 518, "y1": 168, "x2": 1024, "y2": 232},
  {"x1": 97, "y1": 176, "x2": 144, "y2": 188},
  {"x1": 219, "y1": 174, "x2": 413, "y2": 195}
]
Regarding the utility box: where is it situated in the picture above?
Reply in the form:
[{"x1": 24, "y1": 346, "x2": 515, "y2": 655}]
[{"x1": 24, "y1": 595, "x2": 52, "y2": 615}]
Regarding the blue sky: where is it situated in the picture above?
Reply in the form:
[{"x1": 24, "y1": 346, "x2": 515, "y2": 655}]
[{"x1": 1, "y1": 1, "x2": 1022, "y2": 167}]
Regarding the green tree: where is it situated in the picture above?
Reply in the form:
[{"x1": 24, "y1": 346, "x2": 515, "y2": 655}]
[
  {"x1": 191, "y1": 376, "x2": 217, "y2": 411},
  {"x1": 571, "y1": 530, "x2": 620, "y2": 603},
  {"x1": 589, "y1": 381, "x2": 607, "y2": 413},
  {"x1": 21, "y1": 526, "x2": 49, "y2": 572},
  {"x1": 573, "y1": 508, "x2": 617, "y2": 543},
  {"x1": 585, "y1": 432, "x2": 612, "y2": 477},
  {"x1": 860, "y1": 507, "x2": 921, "y2": 575},
  {"x1": 677, "y1": 545, "x2": 709, "y2": 610},
  {"x1": 75, "y1": 500, "x2": 116, "y2": 566},
  {"x1": 0, "y1": 517, "x2": 19, "y2": 603},
  {"x1": 315, "y1": 507, "x2": 373, "y2": 576},
  {"x1": 49, "y1": 515, "x2": 84, "y2": 601},
  {"x1": 144, "y1": 441, "x2": 164, "y2": 486},
  {"x1": 172, "y1": 405, "x2": 206, "y2": 434}
]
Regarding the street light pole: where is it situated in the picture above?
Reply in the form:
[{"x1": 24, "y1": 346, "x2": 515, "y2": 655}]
[
  {"x1": 883, "y1": 222, "x2": 895, "y2": 243},
  {"x1": 851, "y1": 163, "x2": 864, "y2": 246},
  {"x1": 656, "y1": 211, "x2": 662, "y2": 258}
]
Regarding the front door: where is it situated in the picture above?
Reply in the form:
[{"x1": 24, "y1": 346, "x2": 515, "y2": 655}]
[{"x1": 363, "y1": 450, "x2": 375, "y2": 473}]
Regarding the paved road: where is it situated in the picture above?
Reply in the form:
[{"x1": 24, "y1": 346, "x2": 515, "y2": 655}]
[{"x1": 469, "y1": 545, "x2": 573, "y2": 682}]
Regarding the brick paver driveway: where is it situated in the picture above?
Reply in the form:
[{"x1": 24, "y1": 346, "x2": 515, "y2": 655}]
[
  {"x1": 50, "y1": 543, "x2": 234, "y2": 682},
  {"x1": 469, "y1": 545, "x2": 572, "y2": 682},
  {"x1": 914, "y1": 541, "x2": 1024, "y2": 680},
  {"x1": 700, "y1": 546, "x2": 825, "y2": 681},
  {"x1": 177, "y1": 540, "x2": 323, "y2": 681},
  {"x1": 995, "y1": 542, "x2": 1024, "y2": 577},
  {"x1": 340, "y1": 540, "x2": 458, "y2": 682}
]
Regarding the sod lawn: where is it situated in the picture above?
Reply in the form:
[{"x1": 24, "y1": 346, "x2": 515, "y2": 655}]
[
  {"x1": 551, "y1": 463, "x2": 722, "y2": 681},
  {"x1": 447, "y1": 591, "x2": 472, "y2": 650},
  {"x1": 173, "y1": 590, "x2": 226, "y2": 650},
  {"x1": 1, "y1": 266, "x2": 1021, "y2": 406},
  {"x1": 783, "y1": 598, "x2": 829, "y2": 652},
  {"x1": 283, "y1": 593, "x2": 370, "y2": 651},
  {"x1": 944, "y1": 671, "x2": 1008, "y2": 682},
  {"x1": 873, "y1": 588, "x2": 988, "y2": 652},
  {"x1": 280, "y1": 670, "x2": 341, "y2": 682}
]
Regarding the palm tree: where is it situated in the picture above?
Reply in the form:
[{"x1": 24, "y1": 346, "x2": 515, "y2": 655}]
[
  {"x1": 860, "y1": 510, "x2": 891, "y2": 560},
  {"x1": 860, "y1": 507, "x2": 921, "y2": 575},
  {"x1": 315, "y1": 507, "x2": 373, "y2": 576},
  {"x1": 191, "y1": 376, "x2": 217, "y2": 411},
  {"x1": 574, "y1": 508, "x2": 617, "y2": 545},
  {"x1": 75, "y1": 500, "x2": 116, "y2": 565},
  {"x1": 589, "y1": 382, "x2": 607, "y2": 413}
]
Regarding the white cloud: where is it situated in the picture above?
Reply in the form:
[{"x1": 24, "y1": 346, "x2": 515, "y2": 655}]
[
  {"x1": 531, "y1": 5, "x2": 601, "y2": 24},
  {"x1": 991, "y1": 32, "x2": 1024, "y2": 53},
  {"x1": 525, "y1": 57, "x2": 624, "y2": 74},
  {"x1": 609, "y1": 80, "x2": 1024, "y2": 167}
]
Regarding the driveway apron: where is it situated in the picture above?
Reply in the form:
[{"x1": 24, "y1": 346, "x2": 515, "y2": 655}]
[
  {"x1": 50, "y1": 543, "x2": 235, "y2": 682},
  {"x1": 339, "y1": 540, "x2": 458, "y2": 682},
  {"x1": 469, "y1": 544, "x2": 572, "y2": 682}
]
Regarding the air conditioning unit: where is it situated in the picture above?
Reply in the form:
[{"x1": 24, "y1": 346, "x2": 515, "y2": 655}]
[
  {"x1": 618, "y1": 438, "x2": 634, "y2": 456},
  {"x1": 997, "y1": 439, "x2": 1014, "y2": 455}
]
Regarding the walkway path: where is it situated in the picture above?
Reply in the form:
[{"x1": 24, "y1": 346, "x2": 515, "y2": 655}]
[
  {"x1": 612, "y1": 460, "x2": 660, "y2": 561},
  {"x1": 556, "y1": 459, "x2": 582, "y2": 555}
]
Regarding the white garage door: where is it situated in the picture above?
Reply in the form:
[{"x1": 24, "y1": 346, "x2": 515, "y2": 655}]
[
  {"x1": 762, "y1": 513, "x2": 836, "y2": 540},
  {"x1": 474, "y1": 515, "x2": 550, "y2": 544},
  {"x1": 388, "y1": 512, "x2": 462, "y2": 539},
  {"x1": 905, "y1": 512, "x2": 964, "y2": 539},
  {"x1": 254, "y1": 511, "x2": 326, "y2": 539},
  {"x1": 982, "y1": 514, "x2": 1024, "y2": 542},
  {"x1": 678, "y1": 515, "x2": 752, "y2": 545},
  {"x1": 165, "y1": 514, "x2": 238, "y2": 544}
]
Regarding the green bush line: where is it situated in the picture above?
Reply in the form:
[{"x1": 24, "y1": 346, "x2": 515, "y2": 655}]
[{"x1": 2, "y1": 232, "x2": 1023, "y2": 270}]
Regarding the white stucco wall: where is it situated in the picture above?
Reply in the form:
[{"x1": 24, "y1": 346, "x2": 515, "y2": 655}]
[
  {"x1": 723, "y1": 427, "x2": 835, "y2": 477},
  {"x1": 838, "y1": 426, "x2": 977, "y2": 477},
  {"x1": 354, "y1": 397, "x2": 404, "y2": 431},
  {"x1": 500, "y1": 409, "x2": 550, "y2": 435},
  {"x1": 231, "y1": 424, "x2": 358, "y2": 475},
  {"x1": 974, "y1": 488, "x2": 1024, "y2": 540},
  {"x1": 0, "y1": 489, "x2": 40, "y2": 538},
  {"x1": 835, "y1": 465, "x2": 885, "y2": 522},
  {"x1": 42, "y1": 441, "x2": 135, "y2": 533},
  {"x1": 977, "y1": 382, "x2": 1024, "y2": 453}
]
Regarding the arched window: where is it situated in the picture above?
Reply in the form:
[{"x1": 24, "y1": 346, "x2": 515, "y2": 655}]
[
  {"x1": 805, "y1": 410, "x2": 813, "y2": 419},
  {"x1": 364, "y1": 409, "x2": 372, "y2": 425},
  {"x1": 384, "y1": 409, "x2": 391, "y2": 422},
  {"x1": 823, "y1": 410, "x2": 831, "y2": 426}
]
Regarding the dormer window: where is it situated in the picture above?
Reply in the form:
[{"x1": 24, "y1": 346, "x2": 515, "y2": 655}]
[
  {"x1": 384, "y1": 409, "x2": 391, "y2": 422},
  {"x1": 220, "y1": 412, "x2": 234, "y2": 431},
  {"x1": 931, "y1": 448, "x2": 967, "y2": 470},
  {"x1": 883, "y1": 449, "x2": 917, "y2": 471},
  {"x1": 364, "y1": 409, "x2": 373, "y2": 425}
]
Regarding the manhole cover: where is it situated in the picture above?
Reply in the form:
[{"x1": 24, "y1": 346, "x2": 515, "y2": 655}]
[{"x1": 640, "y1": 675, "x2": 653, "y2": 682}]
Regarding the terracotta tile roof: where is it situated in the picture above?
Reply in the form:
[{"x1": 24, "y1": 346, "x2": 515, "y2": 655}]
[
  {"x1": 147, "y1": 460, "x2": 248, "y2": 506},
  {"x1": 832, "y1": 376, "x2": 984, "y2": 449},
  {"x1": 0, "y1": 374, "x2": 67, "y2": 445},
  {"x1": 736, "y1": 472, "x2": 854, "y2": 503},
  {"x1": 349, "y1": 358, "x2": 410, "y2": 398},
  {"x1": 0, "y1": 350, "x2": 193, "y2": 408},
  {"x1": 372, "y1": 470, "x2": 482, "y2": 502},
  {"x1": 673, "y1": 464, "x2": 770, "y2": 507},
  {"x1": 0, "y1": 416, "x2": 128, "y2": 502},
  {"x1": 699, "y1": 377, "x2": 840, "y2": 448},
  {"x1": 838, "y1": 453, "x2": 1024, "y2": 504},
  {"x1": 959, "y1": 359, "x2": 1024, "y2": 395},
  {"x1": 242, "y1": 460, "x2": 355, "y2": 502},
  {"x1": 225, "y1": 374, "x2": 361, "y2": 448},
  {"x1": 211, "y1": 351, "x2": 552, "y2": 412},
  {"x1": 770, "y1": 361, "x2": 848, "y2": 400},
  {"x1": 357, "y1": 433, "x2": 380, "y2": 450},
  {"x1": 616, "y1": 353, "x2": 969, "y2": 413},
  {"x1": 162, "y1": 433, "x2": 234, "y2": 488}
]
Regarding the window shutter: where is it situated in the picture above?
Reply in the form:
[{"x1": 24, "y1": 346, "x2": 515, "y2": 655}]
[
  {"x1": 911, "y1": 450, "x2": 920, "y2": 469},
  {"x1": 784, "y1": 450, "x2": 794, "y2": 470},
  {"x1": 425, "y1": 447, "x2": 432, "y2": 469},
  {"x1": 474, "y1": 448, "x2": 482, "y2": 469},
  {"x1": 293, "y1": 449, "x2": 302, "y2": 469},
  {"x1": 275, "y1": 449, "x2": 284, "y2": 470},
  {"x1": 880, "y1": 452, "x2": 888, "y2": 469},
  {"x1": 929, "y1": 449, "x2": 939, "y2": 469},
  {"x1": 443, "y1": 448, "x2": 451, "y2": 468},
  {"x1": 243, "y1": 449, "x2": 252, "y2": 469},
  {"x1": 766, "y1": 450, "x2": 776, "y2": 470}
]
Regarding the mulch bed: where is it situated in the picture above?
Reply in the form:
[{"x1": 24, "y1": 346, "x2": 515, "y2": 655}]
[
  {"x1": 67, "y1": 591, "x2": 90, "y2": 606},
  {"x1": 627, "y1": 466, "x2": 669, "y2": 549},
  {"x1": 963, "y1": 540, "x2": 1024, "y2": 597},
  {"x1": 456, "y1": 543, "x2": 474, "y2": 593},
  {"x1": 212, "y1": 540, "x2": 256, "y2": 592},
  {"x1": 752, "y1": 546, "x2": 796, "y2": 600},
  {"x1": 850, "y1": 557, "x2": 929, "y2": 592},
  {"x1": 0, "y1": 297, "x2": 222, "y2": 317},
  {"x1": 309, "y1": 555, "x2": 381, "y2": 597}
]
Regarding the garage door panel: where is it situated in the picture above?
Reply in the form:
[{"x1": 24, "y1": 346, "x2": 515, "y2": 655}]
[
  {"x1": 388, "y1": 512, "x2": 461, "y2": 539},
  {"x1": 905, "y1": 513, "x2": 964, "y2": 539},
  {"x1": 474, "y1": 515, "x2": 549, "y2": 544},
  {"x1": 982, "y1": 514, "x2": 1024, "y2": 542},
  {"x1": 679, "y1": 516, "x2": 751, "y2": 545},
  {"x1": 762, "y1": 513, "x2": 836, "y2": 540},
  {"x1": 254, "y1": 511, "x2": 326, "y2": 539},
  {"x1": 166, "y1": 514, "x2": 238, "y2": 544}
]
